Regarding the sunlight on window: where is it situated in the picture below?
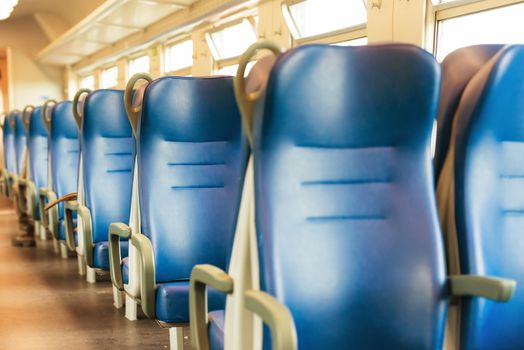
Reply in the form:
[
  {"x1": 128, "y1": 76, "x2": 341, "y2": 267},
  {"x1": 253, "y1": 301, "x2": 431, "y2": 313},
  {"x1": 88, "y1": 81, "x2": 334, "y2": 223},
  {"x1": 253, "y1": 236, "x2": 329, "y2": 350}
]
[
  {"x1": 80, "y1": 75, "x2": 95, "y2": 90},
  {"x1": 334, "y1": 37, "x2": 368, "y2": 46},
  {"x1": 164, "y1": 40, "x2": 193, "y2": 73},
  {"x1": 283, "y1": 0, "x2": 367, "y2": 39},
  {"x1": 216, "y1": 61, "x2": 256, "y2": 76},
  {"x1": 101, "y1": 66, "x2": 118, "y2": 88},
  {"x1": 128, "y1": 55, "x2": 150, "y2": 78},
  {"x1": 437, "y1": 2, "x2": 524, "y2": 61},
  {"x1": 206, "y1": 19, "x2": 257, "y2": 60}
]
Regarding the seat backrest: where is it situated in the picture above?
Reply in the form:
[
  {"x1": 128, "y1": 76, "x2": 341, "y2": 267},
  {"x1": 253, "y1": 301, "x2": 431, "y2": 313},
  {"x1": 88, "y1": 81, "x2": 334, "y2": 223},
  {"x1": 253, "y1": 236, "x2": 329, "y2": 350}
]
[
  {"x1": 252, "y1": 44, "x2": 446, "y2": 349},
  {"x1": 451, "y1": 45, "x2": 524, "y2": 349},
  {"x1": 3, "y1": 114, "x2": 15, "y2": 173},
  {"x1": 13, "y1": 111, "x2": 26, "y2": 176},
  {"x1": 82, "y1": 89, "x2": 135, "y2": 243},
  {"x1": 50, "y1": 101, "x2": 79, "y2": 219},
  {"x1": 139, "y1": 77, "x2": 247, "y2": 283},
  {"x1": 28, "y1": 106, "x2": 48, "y2": 191},
  {"x1": 434, "y1": 45, "x2": 503, "y2": 179}
]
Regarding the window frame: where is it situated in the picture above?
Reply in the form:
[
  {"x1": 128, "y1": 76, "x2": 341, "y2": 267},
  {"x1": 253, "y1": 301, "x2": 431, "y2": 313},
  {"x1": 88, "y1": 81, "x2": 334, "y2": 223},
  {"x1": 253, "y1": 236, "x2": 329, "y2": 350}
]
[
  {"x1": 281, "y1": 0, "x2": 368, "y2": 46},
  {"x1": 163, "y1": 37, "x2": 193, "y2": 76},
  {"x1": 127, "y1": 52, "x2": 151, "y2": 79}
]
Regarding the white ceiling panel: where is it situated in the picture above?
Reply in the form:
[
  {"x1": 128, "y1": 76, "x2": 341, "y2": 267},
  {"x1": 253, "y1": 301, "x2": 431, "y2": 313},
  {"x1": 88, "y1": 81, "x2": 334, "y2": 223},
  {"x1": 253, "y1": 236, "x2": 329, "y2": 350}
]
[{"x1": 99, "y1": 1, "x2": 185, "y2": 29}]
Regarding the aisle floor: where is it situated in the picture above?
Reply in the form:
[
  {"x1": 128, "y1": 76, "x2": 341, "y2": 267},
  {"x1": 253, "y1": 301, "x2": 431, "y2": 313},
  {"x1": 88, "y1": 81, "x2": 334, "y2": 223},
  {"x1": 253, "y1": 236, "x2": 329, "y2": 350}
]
[{"x1": 0, "y1": 195, "x2": 170, "y2": 349}]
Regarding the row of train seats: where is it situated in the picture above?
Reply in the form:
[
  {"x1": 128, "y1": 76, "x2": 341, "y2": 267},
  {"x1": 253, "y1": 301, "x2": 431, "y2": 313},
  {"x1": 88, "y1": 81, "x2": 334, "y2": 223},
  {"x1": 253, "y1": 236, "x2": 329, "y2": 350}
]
[{"x1": 0, "y1": 42, "x2": 523, "y2": 350}]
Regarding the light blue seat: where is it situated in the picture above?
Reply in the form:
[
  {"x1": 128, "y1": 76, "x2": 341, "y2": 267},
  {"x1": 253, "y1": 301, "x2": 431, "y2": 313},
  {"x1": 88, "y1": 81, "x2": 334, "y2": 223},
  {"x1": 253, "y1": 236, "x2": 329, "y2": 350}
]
[
  {"x1": 39, "y1": 101, "x2": 80, "y2": 249},
  {"x1": 110, "y1": 75, "x2": 247, "y2": 332},
  {"x1": 439, "y1": 45, "x2": 524, "y2": 349},
  {"x1": 434, "y1": 45, "x2": 504, "y2": 179},
  {"x1": 190, "y1": 43, "x2": 517, "y2": 350},
  {"x1": 65, "y1": 89, "x2": 133, "y2": 270}
]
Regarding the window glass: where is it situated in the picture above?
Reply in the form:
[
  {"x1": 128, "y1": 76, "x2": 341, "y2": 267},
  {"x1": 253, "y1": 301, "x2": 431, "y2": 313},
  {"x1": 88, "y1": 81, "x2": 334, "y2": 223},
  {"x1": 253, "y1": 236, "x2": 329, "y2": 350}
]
[
  {"x1": 334, "y1": 37, "x2": 368, "y2": 46},
  {"x1": 164, "y1": 40, "x2": 193, "y2": 73},
  {"x1": 283, "y1": 0, "x2": 367, "y2": 39},
  {"x1": 436, "y1": 2, "x2": 524, "y2": 61},
  {"x1": 216, "y1": 61, "x2": 255, "y2": 76},
  {"x1": 80, "y1": 75, "x2": 95, "y2": 90},
  {"x1": 207, "y1": 19, "x2": 257, "y2": 60},
  {"x1": 101, "y1": 66, "x2": 118, "y2": 88},
  {"x1": 128, "y1": 55, "x2": 150, "y2": 77}
]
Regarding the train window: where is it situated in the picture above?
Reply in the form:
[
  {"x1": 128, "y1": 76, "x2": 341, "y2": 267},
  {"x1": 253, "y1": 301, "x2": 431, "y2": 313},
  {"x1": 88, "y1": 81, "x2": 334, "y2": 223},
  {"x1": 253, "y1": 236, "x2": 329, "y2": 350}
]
[
  {"x1": 334, "y1": 37, "x2": 368, "y2": 46},
  {"x1": 164, "y1": 39, "x2": 193, "y2": 73},
  {"x1": 282, "y1": 0, "x2": 367, "y2": 40},
  {"x1": 100, "y1": 66, "x2": 118, "y2": 88},
  {"x1": 435, "y1": 1, "x2": 524, "y2": 61},
  {"x1": 80, "y1": 75, "x2": 95, "y2": 90},
  {"x1": 216, "y1": 61, "x2": 255, "y2": 76},
  {"x1": 206, "y1": 18, "x2": 257, "y2": 61},
  {"x1": 128, "y1": 54, "x2": 150, "y2": 78}
]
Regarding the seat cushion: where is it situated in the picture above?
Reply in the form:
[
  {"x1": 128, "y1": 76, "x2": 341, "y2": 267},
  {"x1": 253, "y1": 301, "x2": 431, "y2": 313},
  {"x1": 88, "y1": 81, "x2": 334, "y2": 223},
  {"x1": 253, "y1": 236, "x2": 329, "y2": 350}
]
[
  {"x1": 208, "y1": 310, "x2": 225, "y2": 350},
  {"x1": 93, "y1": 241, "x2": 129, "y2": 270},
  {"x1": 156, "y1": 281, "x2": 226, "y2": 323},
  {"x1": 122, "y1": 257, "x2": 129, "y2": 285}
]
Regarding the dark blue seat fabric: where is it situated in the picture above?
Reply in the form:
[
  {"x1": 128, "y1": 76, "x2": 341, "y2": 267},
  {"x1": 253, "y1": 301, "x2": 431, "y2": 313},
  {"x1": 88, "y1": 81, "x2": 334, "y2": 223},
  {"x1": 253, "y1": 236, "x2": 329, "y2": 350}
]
[
  {"x1": 434, "y1": 45, "x2": 504, "y2": 179},
  {"x1": 3, "y1": 115, "x2": 16, "y2": 174},
  {"x1": 122, "y1": 257, "x2": 129, "y2": 284},
  {"x1": 451, "y1": 45, "x2": 524, "y2": 349},
  {"x1": 138, "y1": 76, "x2": 248, "y2": 322},
  {"x1": 82, "y1": 90, "x2": 134, "y2": 269},
  {"x1": 93, "y1": 241, "x2": 129, "y2": 270},
  {"x1": 251, "y1": 44, "x2": 446, "y2": 349},
  {"x1": 13, "y1": 111, "x2": 26, "y2": 176},
  {"x1": 156, "y1": 282, "x2": 226, "y2": 324},
  {"x1": 208, "y1": 310, "x2": 225, "y2": 350},
  {"x1": 50, "y1": 101, "x2": 79, "y2": 221},
  {"x1": 27, "y1": 106, "x2": 48, "y2": 218}
]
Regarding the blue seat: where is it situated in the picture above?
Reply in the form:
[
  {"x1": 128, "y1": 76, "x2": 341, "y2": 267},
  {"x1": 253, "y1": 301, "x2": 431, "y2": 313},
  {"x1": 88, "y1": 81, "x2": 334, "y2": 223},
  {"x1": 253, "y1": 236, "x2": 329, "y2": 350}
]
[
  {"x1": 23, "y1": 106, "x2": 48, "y2": 220},
  {"x1": 439, "y1": 45, "x2": 524, "y2": 349},
  {"x1": 2, "y1": 112, "x2": 16, "y2": 197},
  {"x1": 190, "y1": 43, "x2": 516, "y2": 350},
  {"x1": 434, "y1": 45, "x2": 504, "y2": 179},
  {"x1": 39, "y1": 101, "x2": 80, "y2": 249},
  {"x1": 13, "y1": 111, "x2": 26, "y2": 178},
  {"x1": 113, "y1": 75, "x2": 247, "y2": 331},
  {"x1": 65, "y1": 89, "x2": 134, "y2": 271}
]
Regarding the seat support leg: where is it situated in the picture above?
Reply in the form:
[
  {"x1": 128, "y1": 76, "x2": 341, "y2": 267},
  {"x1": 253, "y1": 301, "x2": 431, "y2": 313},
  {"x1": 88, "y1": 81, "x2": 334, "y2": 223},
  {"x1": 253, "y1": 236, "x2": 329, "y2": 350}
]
[
  {"x1": 39, "y1": 223, "x2": 47, "y2": 240},
  {"x1": 52, "y1": 239, "x2": 59, "y2": 254},
  {"x1": 86, "y1": 266, "x2": 96, "y2": 283},
  {"x1": 169, "y1": 327, "x2": 184, "y2": 350},
  {"x1": 113, "y1": 286, "x2": 124, "y2": 309},
  {"x1": 60, "y1": 242, "x2": 68, "y2": 259},
  {"x1": 78, "y1": 254, "x2": 87, "y2": 276},
  {"x1": 125, "y1": 295, "x2": 137, "y2": 321}
]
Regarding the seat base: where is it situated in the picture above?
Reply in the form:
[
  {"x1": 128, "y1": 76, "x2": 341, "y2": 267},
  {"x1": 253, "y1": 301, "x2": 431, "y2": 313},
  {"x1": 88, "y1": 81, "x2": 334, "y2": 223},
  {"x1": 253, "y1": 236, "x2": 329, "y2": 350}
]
[{"x1": 11, "y1": 235, "x2": 36, "y2": 247}]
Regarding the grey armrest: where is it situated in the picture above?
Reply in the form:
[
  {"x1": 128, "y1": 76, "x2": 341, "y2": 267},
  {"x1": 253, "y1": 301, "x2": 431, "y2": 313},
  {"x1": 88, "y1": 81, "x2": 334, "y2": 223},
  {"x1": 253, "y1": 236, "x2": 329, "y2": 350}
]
[
  {"x1": 449, "y1": 274, "x2": 516, "y2": 301},
  {"x1": 108, "y1": 223, "x2": 132, "y2": 291},
  {"x1": 40, "y1": 189, "x2": 59, "y2": 240},
  {"x1": 245, "y1": 290, "x2": 298, "y2": 350},
  {"x1": 64, "y1": 201, "x2": 93, "y2": 263},
  {"x1": 130, "y1": 233, "x2": 156, "y2": 319},
  {"x1": 189, "y1": 264, "x2": 234, "y2": 350}
]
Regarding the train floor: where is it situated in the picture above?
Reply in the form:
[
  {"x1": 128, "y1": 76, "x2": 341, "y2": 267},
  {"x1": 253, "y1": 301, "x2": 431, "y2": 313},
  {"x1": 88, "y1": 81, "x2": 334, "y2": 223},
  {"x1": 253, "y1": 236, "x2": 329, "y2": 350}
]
[{"x1": 0, "y1": 195, "x2": 171, "y2": 349}]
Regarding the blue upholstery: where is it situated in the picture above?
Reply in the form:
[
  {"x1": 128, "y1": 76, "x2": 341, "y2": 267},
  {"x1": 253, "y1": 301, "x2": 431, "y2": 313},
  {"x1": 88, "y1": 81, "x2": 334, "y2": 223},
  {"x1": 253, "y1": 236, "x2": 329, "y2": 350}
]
[
  {"x1": 3, "y1": 115, "x2": 15, "y2": 173},
  {"x1": 27, "y1": 106, "x2": 48, "y2": 217},
  {"x1": 82, "y1": 90, "x2": 134, "y2": 269},
  {"x1": 208, "y1": 310, "x2": 225, "y2": 350},
  {"x1": 451, "y1": 45, "x2": 524, "y2": 349},
  {"x1": 156, "y1": 282, "x2": 226, "y2": 324},
  {"x1": 50, "y1": 101, "x2": 79, "y2": 221},
  {"x1": 252, "y1": 44, "x2": 446, "y2": 349},
  {"x1": 434, "y1": 45, "x2": 504, "y2": 179},
  {"x1": 122, "y1": 257, "x2": 129, "y2": 285},
  {"x1": 137, "y1": 76, "x2": 247, "y2": 322},
  {"x1": 13, "y1": 111, "x2": 26, "y2": 176},
  {"x1": 93, "y1": 241, "x2": 129, "y2": 270}
]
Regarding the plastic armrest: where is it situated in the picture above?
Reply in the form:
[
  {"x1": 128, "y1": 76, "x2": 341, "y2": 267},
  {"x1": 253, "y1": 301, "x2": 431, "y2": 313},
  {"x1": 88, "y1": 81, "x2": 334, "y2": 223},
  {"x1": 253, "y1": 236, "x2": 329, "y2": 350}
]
[
  {"x1": 244, "y1": 290, "x2": 297, "y2": 350},
  {"x1": 449, "y1": 274, "x2": 516, "y2": 301},
  {"x1": 38, "y1": 188, "x2": 51, "y2": 227},
  {"x1": 64, "y1": 201, "x2": 93, "y2": 264},
  {"x1": 109, "y1": 223, "x2": 132, "y2": 291},
  {"x1": 24, "y1": 181, "x2": 37, "y2": 219},
  {"x1": 41, "y1": 189, "x2": 59, "y2": 240},
  {"x1": 189, "y1": 265, "x2": 234, "y2": 350},
  {"x1": 130, "y1": 233, "x2": 156, "y2": 319}
]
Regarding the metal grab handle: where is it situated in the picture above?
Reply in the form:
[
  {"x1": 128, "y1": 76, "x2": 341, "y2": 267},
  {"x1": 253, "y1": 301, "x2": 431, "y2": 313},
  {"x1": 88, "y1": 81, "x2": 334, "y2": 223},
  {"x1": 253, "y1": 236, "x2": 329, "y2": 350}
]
[
  {"x1": 234, "y1": 40, "x2": 282, "y2": 145},
  {"x1": 72, "y1": 88, "x2": 91, "y2": 129},
  {"x1": 8, "y1": 110, "x2": 20, "y2": 130},
  {"x1": 42, "y1": 99, "x2": 57, "y2": 132},
  {"x1": 124, "y1": 72, "x2": 153, "y2": 136},
  {"x1": 22, "y1": 105, "x2": 34, "y2": 131}
]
